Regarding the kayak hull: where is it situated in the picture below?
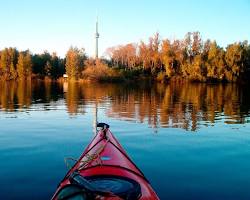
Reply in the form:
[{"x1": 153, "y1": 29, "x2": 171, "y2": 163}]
[{"x1": 52, "y1": 126, "x2": 159, "y2": 200}]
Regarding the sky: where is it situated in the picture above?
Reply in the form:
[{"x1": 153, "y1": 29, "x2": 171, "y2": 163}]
[{"x1": 0, "y1": 0, "x2": 249, "y2": 58}]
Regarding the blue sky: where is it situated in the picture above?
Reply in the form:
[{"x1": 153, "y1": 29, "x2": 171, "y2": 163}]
[{"x1": 0, "y1": 0, "x2": 249, "y2": 57}]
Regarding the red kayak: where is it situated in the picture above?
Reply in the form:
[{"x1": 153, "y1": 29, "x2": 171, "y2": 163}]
[{"x1": 52, "y1": 123, "x2": 159, "y2": 200}]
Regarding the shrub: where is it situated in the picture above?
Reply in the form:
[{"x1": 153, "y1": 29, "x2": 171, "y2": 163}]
[
  {"x1": 156, "y1": 72, "x2": 167, "y2": 82},
  {"x1": 82, "y1": 60, "x2": 122, "y2": 82}
]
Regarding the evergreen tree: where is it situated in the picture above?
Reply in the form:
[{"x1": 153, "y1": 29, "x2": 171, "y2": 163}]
[{"x1": 45, "y1": 61, "x2": 52, "y2": 76}]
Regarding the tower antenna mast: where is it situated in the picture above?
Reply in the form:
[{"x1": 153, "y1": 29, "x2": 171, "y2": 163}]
[{"x1": 95, "y1": 16, "x2": 99, "y2": 59}]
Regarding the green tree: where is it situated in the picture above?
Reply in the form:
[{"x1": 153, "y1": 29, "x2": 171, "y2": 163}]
[
  {"x1": 32, "y1": 51, "x2": 52, "y2": 76},
  {"x1": 241, "y1": 41, "x2": 250, "y2": 79},
  {"x1": 50, "y1": 52, "x2": 64, "y2": 78},
  {"x1": 45, "y1": 61, "x2": 52, "y2": 76}
]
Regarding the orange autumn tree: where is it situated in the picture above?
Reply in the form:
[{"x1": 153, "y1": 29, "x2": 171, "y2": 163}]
[
  {"x1": 65, "y1": 47, "x2": 86, "y2": 80},
  {"x1": 106, "y1": 31, "x2": 250, "y2": 82}
]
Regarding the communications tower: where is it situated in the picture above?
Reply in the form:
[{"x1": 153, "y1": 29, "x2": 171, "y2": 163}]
[{"x1": 95, "y1": 17, "x2": 99, "y2": 59}]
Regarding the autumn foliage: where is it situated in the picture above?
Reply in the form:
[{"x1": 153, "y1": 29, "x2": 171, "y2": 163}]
[
  {"x1": 0, "y1": 48, "x2": 32, "y2": 80},
  {"x1": 106, "y1": 32, "x2": 250, "y2": 82},
  {"x1": 0, "y1": 48, "x2": 65, "y2": 80},
  {"x1": 82, "y1": 59, "x2": 121, "y2": 82},
  {"x1": 1, "y1": 31, "x2": 249, "y2": 83}
]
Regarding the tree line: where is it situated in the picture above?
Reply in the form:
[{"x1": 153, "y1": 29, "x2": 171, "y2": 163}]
[
  {"x1": 0, "y1": 48, "x2": 32, "y2": 80},
  {"x1": 1, "y1": 32, "x2": 250, "y2": 82},
  {"x1": 0, "y1": 48, "x2": 65, "y2": 80},
  {"x1": 106, "y1": 32, "x2": 250, "y2": 82}
]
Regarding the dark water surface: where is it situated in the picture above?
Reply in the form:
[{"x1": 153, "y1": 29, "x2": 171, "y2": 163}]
[{"x1": 0, "y1": 80, "x2": 250, "y2": 200}]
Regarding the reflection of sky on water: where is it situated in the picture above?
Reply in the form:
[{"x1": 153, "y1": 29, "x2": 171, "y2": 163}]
[{"x1": 1, "y1": 81, "x2": 250, "y2": 199}]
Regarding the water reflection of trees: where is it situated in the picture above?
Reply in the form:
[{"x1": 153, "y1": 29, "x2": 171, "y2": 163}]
[
  {"x1": 0, "y1": 80, "x2": 62, "y2": 111},
  {"x1": 0, "y1": 80, "x2": 32, "y2": 111},
  {"x1": 157, "y1": 83, "x2": 247, "y2": 130},
  {"x1": 0, "y1": 81, "x2": 249, "y2": 130},
  {"x1": 63, "y1": 82, "x2": 250, "y2": 130},
  {"x1": 65, "y1": 82, "x2": 85, "y2": 115}
]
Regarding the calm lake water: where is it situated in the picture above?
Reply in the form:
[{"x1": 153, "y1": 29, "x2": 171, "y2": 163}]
[{"x1": 1, "y1": 80, "x2": 250, "y2": 200}]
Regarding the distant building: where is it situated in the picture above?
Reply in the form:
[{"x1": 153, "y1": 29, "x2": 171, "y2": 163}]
[{"x1": 63, "y1": 74, "x2": 68, "y2": 80}]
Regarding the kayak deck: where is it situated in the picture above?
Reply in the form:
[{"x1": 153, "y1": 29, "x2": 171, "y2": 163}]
[{"x1": 52, "y1": 123, "x2": 159, "y2": 200}]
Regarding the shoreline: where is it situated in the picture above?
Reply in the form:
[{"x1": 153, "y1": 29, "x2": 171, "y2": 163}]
[{"x1": 1, "y1": 75, "x2": 248, "y2": 85}]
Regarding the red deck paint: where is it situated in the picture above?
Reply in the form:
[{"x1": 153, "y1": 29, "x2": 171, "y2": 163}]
[{"x1": 52, "y1": 127, "x2": 159, "y2": 200}]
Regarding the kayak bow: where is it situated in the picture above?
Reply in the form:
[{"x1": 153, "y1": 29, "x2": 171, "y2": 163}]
[{"x1": 52, "y1": 123, "x2": 159, "y2": 200}]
